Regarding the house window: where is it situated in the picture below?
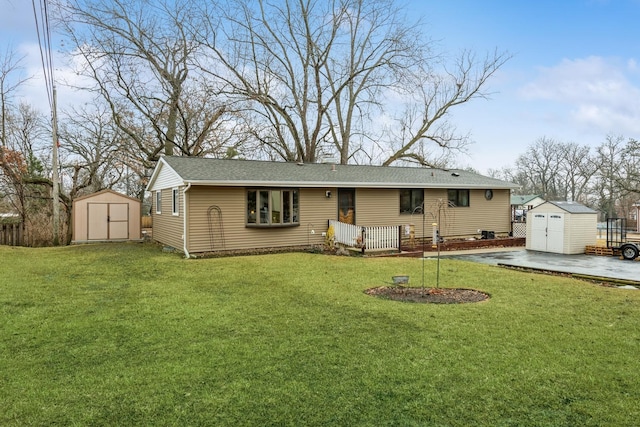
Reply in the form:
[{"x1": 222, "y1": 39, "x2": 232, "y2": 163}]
[
  {"x1": 247, "y1": 189, "x2": 299, "y2": 226},
  {"x1": 400, "y1": 189, "x2": 424, "y2": 214},
  {"x1": 155, "y1": 191, "x2": 162, "y2": 214},
  {"x1": 448, "y1": 189, "x2": 470, "y2": 207},
  {"x1": 172, "y1": 188, "x2": 179, "y2": 216}
]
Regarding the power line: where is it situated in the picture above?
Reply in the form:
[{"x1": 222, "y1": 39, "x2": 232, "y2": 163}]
[
  {"x1": 31, "y1": 0, "x2": 61, "y2": 246},
  {"x1": 31, "y1": 0, "x2": 55, "y2": 110}
]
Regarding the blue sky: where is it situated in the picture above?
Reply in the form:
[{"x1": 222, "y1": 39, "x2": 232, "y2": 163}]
[
  {"x1": 2, "y1": 0, "x2": 640, "y2": 172},
  {"x1": 408, "y1": 0, "x2": 640, "y2": 171}
]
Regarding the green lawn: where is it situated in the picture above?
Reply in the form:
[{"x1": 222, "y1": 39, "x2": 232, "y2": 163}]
[{"x1": 2, "y1": 243, "x2": 640, "y2": 426}]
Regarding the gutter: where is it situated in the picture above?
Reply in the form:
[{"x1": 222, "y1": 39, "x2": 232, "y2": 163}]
[
  {"x1": 182, "y1": 183, "x2": 192, "y2": 258},
  {"x1": 182, "y1": 179, "x2": 519, "y2": 190}
]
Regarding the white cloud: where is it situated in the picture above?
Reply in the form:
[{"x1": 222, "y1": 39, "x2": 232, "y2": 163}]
[
  {"x1": 519, "y1": 56, "x2": 640, "y2": 135},
  {"x1": 14, "y1": 41, "x2": 94, "y2": 116}
]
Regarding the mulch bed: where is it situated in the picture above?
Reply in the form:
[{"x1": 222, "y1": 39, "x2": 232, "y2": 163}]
[{"x1": 365, "y1": 286, "x2": 489, "y2": 304}]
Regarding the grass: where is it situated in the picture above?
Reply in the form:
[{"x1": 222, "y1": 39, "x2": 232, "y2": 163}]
[{"x1": 2, "y1": 243, "x2": 640, "y2": 426}]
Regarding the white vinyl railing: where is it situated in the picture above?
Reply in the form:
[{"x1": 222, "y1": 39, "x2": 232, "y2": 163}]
[{"x1": 328, "y1": 220, "x2": 399, "y2": 252}]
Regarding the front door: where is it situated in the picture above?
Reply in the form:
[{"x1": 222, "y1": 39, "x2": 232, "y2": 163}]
[{"x1": 338, "y1": 188, "x2": 355, "y2": 224}]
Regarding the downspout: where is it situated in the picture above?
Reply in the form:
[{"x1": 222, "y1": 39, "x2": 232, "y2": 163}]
[{"x1": 182, "y1": 183, "x2": 192, "y2": 258}]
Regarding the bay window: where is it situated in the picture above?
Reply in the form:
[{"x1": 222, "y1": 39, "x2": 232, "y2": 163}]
[{"x1": 247, "y1": 189, "x2": 299, "y2": 226}]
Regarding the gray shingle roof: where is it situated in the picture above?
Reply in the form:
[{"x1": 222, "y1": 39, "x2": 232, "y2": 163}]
[
  {"x1": 156, "y1": 156, "x2": 518, "y2": 189},
  {"x1": 511, "y1": 194, "x2": 542, "y2": 205},
  {"x1": 546, "y1": 201, "x2": 598, "y2": 214}
]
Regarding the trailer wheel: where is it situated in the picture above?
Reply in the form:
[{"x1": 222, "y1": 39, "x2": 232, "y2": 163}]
[{"x1": 621, "y1": 244, "x2": 639, "y2": 261}]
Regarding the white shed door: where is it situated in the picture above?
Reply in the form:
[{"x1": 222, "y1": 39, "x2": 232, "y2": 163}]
[
  {"x1": 530, "y1": 213, "x2": 548, "y2": 251},
  {"x1": 546, "y1": 213, "x2": 565, "y2": 253},
  {"x1": 529, "y1": 212, "x2": 565, "y2": 253}
]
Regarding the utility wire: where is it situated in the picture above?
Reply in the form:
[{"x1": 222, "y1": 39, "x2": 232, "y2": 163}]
[
  {"x1": 31, "y1": 0, "x2": 55, "y2": 111},
  {"x1": 32, "y1": 0, "x2": 61, "y2": 245}
]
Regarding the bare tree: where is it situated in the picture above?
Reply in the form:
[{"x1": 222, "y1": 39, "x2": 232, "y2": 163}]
[
  {"x1": 55, "y1": 103, "x2": 133, "y2": 241},
  {"x1": 593, "y1": 135, "x2": 626, "y2": 219},
  {"x1": 0, "y1": 103, "x2": 52, "y2": 239},
  {"x1": 379, "y1": 49, "x2": 510, "y2": 166},
  {"x1": 58, "y1": 104, "x2": 126, "y2": 194},
  {"x1": 198, "y1": 0, "x2": 509, "y2": 165},
  {"x1": 556, "y1": 142, "x2": 596, "y2": 203},
  {"x1": 54, "y1": 0, "x2": 231, "y2": 166},
  {"x1": 618, "y1": 138, "x2": 640, "y2": 195},
  {"x1": 513, "y1": 137, "x2": 564, "y2": 199},
  {"x1": 0, "y1": 46, "x2": 31, "y2": 172},
  {"x1": 510, "y1": 137, "x2": 598, "y2": 203},
  {"x1": 592, "y1": 135, "x2": 640, "y2": 220}
]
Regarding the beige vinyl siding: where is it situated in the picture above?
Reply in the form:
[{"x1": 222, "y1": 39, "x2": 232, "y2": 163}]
[
  {"x1": 438, "y1": 189, "x2": 511, "y2": 238},
  {"x1": 420, "y1": 189, "x2": 510, "y2": 239},
  {"x1": 337, "y1": 188, "x2": 511, "y2": 240},
  {"x1": 185, "y1": 186, "x2": 335, "y2": 253},
  {"x1": 353, "y1": 188, "x2": 511, "y2": 239},
  {"x1": 152, "y1": 184, "x2": 513, "y2": 253},
  {"x1": 152, "y1": 188, "x2": 184, "y2": 250},
  {"x1": 354, "y1": 188, "x2": 425, "y2": 238},
  {"x1": 355, "y1": 189, "x2": 398, "y2": 225},
  {"x1": 566, "y1": 214, "x2": 597, "y2": 253},
  {"x1": 565, "y1": 213, "x2": 598, "y2": 254}
]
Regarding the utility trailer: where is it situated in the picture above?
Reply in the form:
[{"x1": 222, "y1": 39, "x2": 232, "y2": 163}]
[{"x1": 607, "y1": 218, "x2": 640, "y2": 260}]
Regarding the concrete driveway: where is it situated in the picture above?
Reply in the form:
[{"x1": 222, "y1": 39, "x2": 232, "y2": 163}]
[{"x1": 430, "y1": 247, "x2": 640, "y2": 284}]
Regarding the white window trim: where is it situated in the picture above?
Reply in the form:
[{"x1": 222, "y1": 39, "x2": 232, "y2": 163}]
[
  {"x1": 155, "y1": 191, "x2": 162, "y2": 214},
  {"x1": 172, "y1": 187, "x2": 180, "y2": 216}
]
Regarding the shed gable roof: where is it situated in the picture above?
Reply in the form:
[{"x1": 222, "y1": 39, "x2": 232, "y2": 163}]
[
  {"x1": 146, "y1": 156, "x2": 519, "y2": 191},
  {"x1": 538, "y1": 200, "x2": 598, "y2": 214},
  {"x1": 72, "y1": 189, "x2": 141, "y2": 204}
]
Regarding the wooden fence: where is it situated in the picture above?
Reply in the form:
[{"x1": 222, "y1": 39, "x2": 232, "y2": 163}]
[
  {"x1": 329, "y1": 220, "x2": 400, "y2": 253},
  {"x1": 141, "y1": 216, "x2": 152, "y2": 228},
  {"x1": 0, "y1": 223, "x2": 24, "y2": 246}
]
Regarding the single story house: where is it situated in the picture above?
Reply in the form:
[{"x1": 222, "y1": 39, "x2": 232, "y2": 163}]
[{"x1": 146, "y1": 156, "x2": 519, "y2": 256}]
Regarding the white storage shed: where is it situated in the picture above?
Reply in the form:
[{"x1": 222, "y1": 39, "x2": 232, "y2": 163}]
[
  {"x1": 526, "y1": 201, "x2": 598, "y2": 254},
  {"x1": 72, "y1": 189, "x2": 142, "y2": 243}
]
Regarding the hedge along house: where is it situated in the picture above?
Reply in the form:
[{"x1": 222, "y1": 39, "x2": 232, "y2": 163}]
[{"x1": 146, "y1": 156, "x2": 519, "y2": 256}]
